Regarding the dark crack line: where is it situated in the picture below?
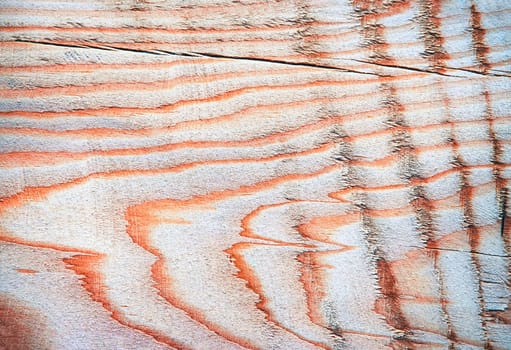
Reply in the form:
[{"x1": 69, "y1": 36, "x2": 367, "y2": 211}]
[
  {"x1": 342, "y1": 58, "x2": 511, "y2": 78},
  {"x1": 13, "y1": 39, "x2": 382, "y2": 77},
  {"x1": 345, "y1": 58, "x2": 464, "y2": 78},
  {"x1": 446, "y1": 66, "x2": 511, "y2": 78},
  {"x1": 410, "y1": 245, "x2": 510, "y2": 258},
  {"x1": 186, "y1": 50, "x2": 382, "y2": 76},
  {"x1": 14, "y1": 39, "x2": 511, "y2": 80},
  {"x1": 14, "y1": 39, "x2": 166, "y2": 55}
]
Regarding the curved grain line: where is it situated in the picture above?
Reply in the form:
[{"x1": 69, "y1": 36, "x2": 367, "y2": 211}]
[
  {"x1": 0, "y1": 143, "x2": 335, "y2": 211},
  {"x1": 122, "y1": 165, "x2": 344, "y2": 350},
  {"x1": 0, "y1": 67, "x2": 305, "y2": 98},
  {"x1": 0, "y1": 236, "x2": 182, "y2": 349},
  {"x1": 2, "y1": 112, "x2": 509, "y2": 171},
  {"x1": 2, "y1": 87, "x2": 509, "y2": 141},
  {"x1": 225, "y1": 242, "x2": 333, "y2": 350},
  {"x1": 125, "y1": 205, "x2": 254, "y2": 350},
  {"x1": 0, "y1": 153, "x2": 340, "y2": 348},
  {"x1": 241, "y1": 202, "x2": 356, "y2": 337}
]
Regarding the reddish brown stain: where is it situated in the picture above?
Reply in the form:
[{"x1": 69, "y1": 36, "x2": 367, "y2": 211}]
[
  {"x1": 226, "y1": 242, "x2": 331, "y2": 349},
  {"x1": 446, "y1": 87, "x2": 493, "y2": 347},
  {"x1": 63, "y1": 254, "x2": 184, "y2": 350},
  {"x1": 0, "y1": 2, "x2": 509, "y2": 349},
  {"x1": 374, "y1": 259, "x2": 408, "y2": 331},
  {"x1": 298, "y1": 214, "x2": 359, "y2": 244},
  {"x1": 63, "y1": 254, "x2": 107, "y2": 307},
  {"x1": 353, "y1": 0, "x2": 409, "y2": 18},
  {"x1": 125, "y1": 186, "x2": 361, "y2": 350},
  {"x1": 458, "y1": 173, "x2": 481, "y2": 249},
  {"x1": 62, "y1": 26, "x2": 346, "y2": 50},
  {"x1": 352, "y1": 0, "x2": 414, "y2": 65},
  {"x1": 3, "y1": 80, "x2": 507, "y2": 122},
  {"x1": 0, "y1": 143, "x2": 335, "y2": 219},
  {"x1": 470, "y1": 4, "x2": 490, "y2": 72},
  {"x1": 0, "y1": 5, "x2": 339, "y2": 23},
  {"x1": 431, "y1": 247, "x2": 458, "y2": 345},
  {"x1": 127, "y1": 194, "x2": 340, "y2": 349},
  {"x1": 0, "y1": 58, "x2": 217, "y2": 74},
  {"x1": 1, "y1": 110, "x2": 509, "y2": 170},
  {"x1": 297, "y1": 252, "x2": 329, "y2": 329},
  {"x1": 0, "y1": 67, "x2": 303, "y2": 99},
  {"x1": 126, "y1": 204, "x2": 260, "y2": 350},
  {"x1": 0, "y1": 123, "x2": 507, "y2": 181},
  {"x1": 15, "y1": 269, "x2": 38, "y2": 274},
  {"x1": 417, "y1": 0, "x2": 450, "y2": 70},
  {"x1": 0, "y1": 295, "x2": 50, "y2": 350},
  {"x1": 335, "y1": 182, "x2": 498, "y2": 226},
  {"x1": 296, "y1": 215, "x2": 355, "y2": 335},
  {"x1": 1, "y1": 80, "x2": 388, "y2": 120},
  {"x1": 0, "y1": 233, "x2": 97, "y2": 255}
]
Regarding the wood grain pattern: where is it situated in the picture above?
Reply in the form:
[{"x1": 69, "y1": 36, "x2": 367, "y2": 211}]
[{"x1": 0, "y1": 0, "x2": 510, "y2": 349}]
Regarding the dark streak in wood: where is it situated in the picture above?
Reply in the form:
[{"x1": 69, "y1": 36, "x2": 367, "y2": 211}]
[
  {"x1": 417, "y1": 0, "x2": 449, "y2": 71},
  {"x1": 470, "y1": 4, "x2": 491, "y2": 73}
]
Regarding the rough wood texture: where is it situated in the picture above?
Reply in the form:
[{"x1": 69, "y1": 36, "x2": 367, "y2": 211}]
[{"x1": 0, "y1": 1, "x2": 510, "y2": 349}]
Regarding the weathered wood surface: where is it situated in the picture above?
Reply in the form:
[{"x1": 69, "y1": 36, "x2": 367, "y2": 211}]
[{"x1": 0, "y1": 1, "x2": 510, "y2": 349}]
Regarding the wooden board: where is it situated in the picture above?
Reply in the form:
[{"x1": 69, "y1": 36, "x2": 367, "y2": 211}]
[{"x1": 0, "y1": 1, "x2": 510, "y2": 349}]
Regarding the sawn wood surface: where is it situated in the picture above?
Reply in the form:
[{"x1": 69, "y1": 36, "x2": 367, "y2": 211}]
[{"x1": 0, "y1": 1, "x2": 510, "y2": 349}]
